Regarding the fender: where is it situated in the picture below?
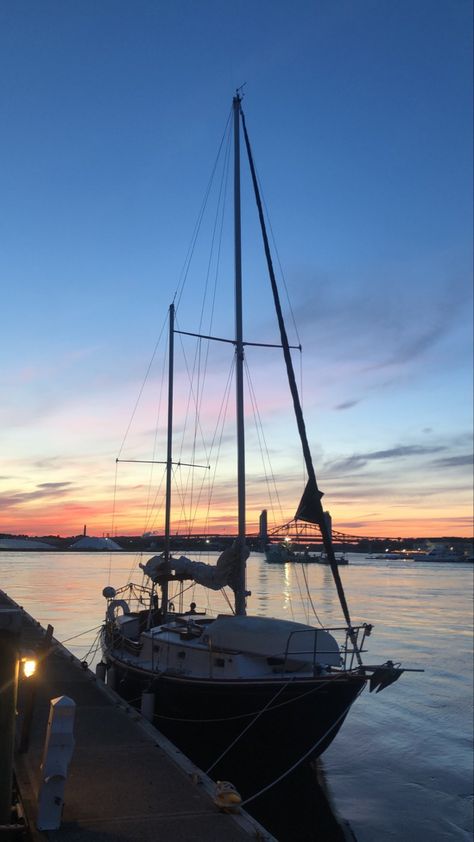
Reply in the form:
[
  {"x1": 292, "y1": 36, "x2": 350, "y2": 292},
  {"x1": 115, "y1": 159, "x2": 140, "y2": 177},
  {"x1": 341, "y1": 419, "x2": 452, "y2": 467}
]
[{"x1": 106, "y1": 599, "x2": 130, "y2": 623}]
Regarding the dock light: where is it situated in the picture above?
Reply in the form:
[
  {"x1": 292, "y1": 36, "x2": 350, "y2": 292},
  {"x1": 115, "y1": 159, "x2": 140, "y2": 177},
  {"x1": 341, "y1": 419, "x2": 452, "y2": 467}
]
[{"x1": 21, "y1": 657, "x2": 37, "y2": 678}]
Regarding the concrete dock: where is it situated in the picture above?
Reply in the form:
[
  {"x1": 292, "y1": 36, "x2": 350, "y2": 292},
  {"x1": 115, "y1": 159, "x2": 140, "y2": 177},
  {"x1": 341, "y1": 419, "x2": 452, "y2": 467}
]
[{"x1": 2, "y1": 592, "x2": 275, "y2": 841}]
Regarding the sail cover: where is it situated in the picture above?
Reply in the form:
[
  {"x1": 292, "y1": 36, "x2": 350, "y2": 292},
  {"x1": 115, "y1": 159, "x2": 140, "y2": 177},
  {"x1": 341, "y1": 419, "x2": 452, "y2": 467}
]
[
  {"x1": 140, "y1": 540, "x2": 249, "y2": 594},
  {"x1": 294, "y1": 477, "x2": 324, "y2": 525}
]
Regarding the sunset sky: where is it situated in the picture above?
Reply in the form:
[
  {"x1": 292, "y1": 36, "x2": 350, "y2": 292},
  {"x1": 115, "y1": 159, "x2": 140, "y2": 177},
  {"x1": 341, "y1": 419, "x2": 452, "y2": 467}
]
[{"x1": 1, "y1": 1, "x2": 472, "y2": 539}]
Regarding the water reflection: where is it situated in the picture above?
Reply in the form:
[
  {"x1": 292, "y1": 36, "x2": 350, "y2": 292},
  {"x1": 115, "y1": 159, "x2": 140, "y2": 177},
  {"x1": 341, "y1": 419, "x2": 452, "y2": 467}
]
[{"x1": 1, "y1": 550, "x2": 472, "y2": 841}]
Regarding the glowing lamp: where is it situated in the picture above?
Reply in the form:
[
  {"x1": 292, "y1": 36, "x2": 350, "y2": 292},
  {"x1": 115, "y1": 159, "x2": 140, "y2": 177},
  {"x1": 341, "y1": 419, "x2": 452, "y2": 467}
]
[{"x1": 21, "y1": 657, "x2": 37, "y2": 678}]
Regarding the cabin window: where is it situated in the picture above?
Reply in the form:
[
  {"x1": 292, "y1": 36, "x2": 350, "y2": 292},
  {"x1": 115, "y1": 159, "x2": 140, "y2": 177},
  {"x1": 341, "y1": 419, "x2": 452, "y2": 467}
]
[
  {"x1": 214, "y1": 658, "x2": 225, "y2": 667},
  {"x1": 178, "y1": 651, "x2": 186, "y2": 659},
  {"x1": 154, "y1": 645, "x2": 160, "y2": 653}
]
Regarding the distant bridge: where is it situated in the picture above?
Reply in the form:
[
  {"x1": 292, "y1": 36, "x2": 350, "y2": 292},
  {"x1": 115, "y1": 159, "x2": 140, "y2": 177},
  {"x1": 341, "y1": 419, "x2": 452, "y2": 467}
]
[
  {"x1": 265, "y1": 520, "x2": 402, "y2": 545},
  {"x1": 139, "y1": 519, "x2": 405, "y2": 548}
]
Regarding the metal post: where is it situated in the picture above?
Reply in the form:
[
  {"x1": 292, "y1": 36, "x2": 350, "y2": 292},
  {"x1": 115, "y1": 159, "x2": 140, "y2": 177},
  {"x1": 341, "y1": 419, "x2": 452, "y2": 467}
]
[
  {"x1": 140, "y1": 691, "x2": 154, "y2": 722},
  {"x1": 233, "y1": 92, "x2": 247, "y2": 617},
  {"x1": 162, "y1": 301, "x2": 175, "y2": 617},
  {"x1": 0, "y1": 608, "x2": 21, "y2": 825},
  {"x1": 37, "y1": 696, "x2": 76, "y2": 831},
  {"x1": 18, "y1": 670, "x2": 37, "y2": 754}
]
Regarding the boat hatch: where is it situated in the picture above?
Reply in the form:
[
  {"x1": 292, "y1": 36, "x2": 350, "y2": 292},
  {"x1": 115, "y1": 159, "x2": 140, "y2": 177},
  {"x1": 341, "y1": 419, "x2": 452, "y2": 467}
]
[{"x1": 116, "y1": 614, "x2": 139, "y2": 639}]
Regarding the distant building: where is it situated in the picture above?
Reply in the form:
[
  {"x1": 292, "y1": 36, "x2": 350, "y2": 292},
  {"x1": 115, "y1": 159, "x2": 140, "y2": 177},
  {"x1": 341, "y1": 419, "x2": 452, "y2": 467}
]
[
  {"x1": 0, "y1": 537, "x2": 55, "y2": 550},
  {"x1": 69, "y1": 536, "x2": 122, "y2": 551}
]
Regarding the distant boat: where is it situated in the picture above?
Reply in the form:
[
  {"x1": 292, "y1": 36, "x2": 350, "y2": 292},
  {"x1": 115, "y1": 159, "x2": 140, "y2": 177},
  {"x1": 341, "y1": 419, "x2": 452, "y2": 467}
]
[
  {"x1": 264, "y1": 541, "x2": 296, "y2": 563},
  {"x1": 264, "y1": 543, "x2": 349, "y2": 565},
  {"x1": 306, "y1": 552, "x2": 349, "y2": 566},
  {"x1": 413, "y1": 544, "x2": 473, "y2": 563}
]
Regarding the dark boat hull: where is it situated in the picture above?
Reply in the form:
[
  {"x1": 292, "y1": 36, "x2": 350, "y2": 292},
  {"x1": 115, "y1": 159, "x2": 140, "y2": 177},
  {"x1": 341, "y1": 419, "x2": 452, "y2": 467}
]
[{"x1": 106, "y1": 651, "x2": 366, "y2": 800}]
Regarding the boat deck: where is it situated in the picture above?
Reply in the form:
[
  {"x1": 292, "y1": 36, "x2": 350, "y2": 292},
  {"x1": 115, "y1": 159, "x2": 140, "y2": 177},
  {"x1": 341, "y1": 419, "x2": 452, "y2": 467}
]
[{"x1": 2, "y1": 591, "x2": 275, "y2": 841}]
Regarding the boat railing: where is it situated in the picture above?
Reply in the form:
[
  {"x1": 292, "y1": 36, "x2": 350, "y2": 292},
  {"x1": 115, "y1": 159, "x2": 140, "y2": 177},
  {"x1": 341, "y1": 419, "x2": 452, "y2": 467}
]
[
  {"x1": 106, "y1": 582, "x2": 222, "y2": 623},
  {"x1": 282, "y1": 623, "x2": 372, "y2": 674},
  {"x1": 111, "y1": 581, "x2": 153, "y2": 612}
]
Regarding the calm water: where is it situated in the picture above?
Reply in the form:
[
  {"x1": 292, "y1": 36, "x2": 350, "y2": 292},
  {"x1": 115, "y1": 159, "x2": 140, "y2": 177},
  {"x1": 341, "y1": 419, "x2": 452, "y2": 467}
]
[{"x1": 1, "y1": 551, "x2": 472, "y2": 840}]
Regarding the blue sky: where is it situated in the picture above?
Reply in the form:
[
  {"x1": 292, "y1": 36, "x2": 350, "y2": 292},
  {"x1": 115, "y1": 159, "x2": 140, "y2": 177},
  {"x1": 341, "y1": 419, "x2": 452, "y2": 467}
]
[{"x1": 0, "y1": 0, "x2": 472, "y2": 537}]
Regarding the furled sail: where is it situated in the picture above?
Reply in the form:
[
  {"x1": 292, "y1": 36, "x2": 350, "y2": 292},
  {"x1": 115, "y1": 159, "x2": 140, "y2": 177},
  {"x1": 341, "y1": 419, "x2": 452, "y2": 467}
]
[
  {"x1": 139, "y1": 539, "x2": 249, "y2": 594},
  {"x1": 294, "y1": 477, "x2": 324, "y2": 525}
]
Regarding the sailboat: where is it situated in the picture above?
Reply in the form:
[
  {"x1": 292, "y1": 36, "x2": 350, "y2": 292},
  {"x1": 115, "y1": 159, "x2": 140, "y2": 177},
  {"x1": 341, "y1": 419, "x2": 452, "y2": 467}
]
[{"x1": 101, "y1": 93, "x2": 405, "y2": 803}]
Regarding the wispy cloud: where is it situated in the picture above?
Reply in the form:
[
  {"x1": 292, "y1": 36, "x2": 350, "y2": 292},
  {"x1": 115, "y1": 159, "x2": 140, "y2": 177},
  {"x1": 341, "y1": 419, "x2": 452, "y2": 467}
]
[
  {"x1": 431, "y1": 454, "x2": 473, "y2": 469},
  {"x1": 0, "y1": 482, "x2": 76, "y2": 510},
  {"x1": 325, "y1": 444, "x2": 446, "y2": 475},
  {"x1": 37, "y1": 482, "x2": 74, "y2": 490},
  {"x1": 282, "y1": 269, "x2": 470, "y2": 391},
  {"x1": 334, "y1": 400, "x2": 359, "y2": 411}
]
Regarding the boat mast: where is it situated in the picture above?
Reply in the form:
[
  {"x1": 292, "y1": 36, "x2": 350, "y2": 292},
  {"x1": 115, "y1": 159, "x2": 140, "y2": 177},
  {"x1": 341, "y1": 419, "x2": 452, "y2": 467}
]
[
  {"x1": 240, "y1": 108, "x2": 359, "y2": 652},
  {"x1": 233, "y1": 92, "x2": 247, "y2": 617},
  {"x1": 161, "y1": 301, "x2": 175, "y2": 616}
]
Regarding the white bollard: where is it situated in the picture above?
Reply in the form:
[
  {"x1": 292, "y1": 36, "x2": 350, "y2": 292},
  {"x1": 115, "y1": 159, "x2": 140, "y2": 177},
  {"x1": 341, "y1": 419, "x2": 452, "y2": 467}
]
[
  {"x1": 140, "y1": 690, "x2": 155, "y2": 722},
  {"x1": 106, "y1": 665, "x2": 117, "y2": 690},
  {"x1": 37, "y1": 696, "x2": 76, "y2": 831},
  {"x1": 95, "y1": 661, "x2": 106, "y2": 682}
]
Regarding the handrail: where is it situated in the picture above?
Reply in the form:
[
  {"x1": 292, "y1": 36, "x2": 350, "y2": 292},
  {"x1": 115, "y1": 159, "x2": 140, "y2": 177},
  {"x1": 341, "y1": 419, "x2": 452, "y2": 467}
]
[{"x1": 281, "y1": 625, "x2": 369, "y2": 674}]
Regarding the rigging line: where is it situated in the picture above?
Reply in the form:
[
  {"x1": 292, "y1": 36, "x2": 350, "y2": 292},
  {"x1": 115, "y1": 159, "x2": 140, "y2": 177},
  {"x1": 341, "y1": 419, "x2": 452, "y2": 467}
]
[
  {"x1": 300, "y1": 562, "x2": 325, "y2": 628},
  {"x1": 175, "y1": 317, "x2": 196, "y2": 466},
  {"x1": 175, "y1": 108, "x2": 232, "y2": 311},
  {"x1": 240, "y1": 105, "x2": 357, "y2": 647},
  {"x1": 174, "y1": 317, "x2": 212, "y2": 483},
  {"x1": 244, "y1": 358, "x2": 285, "y2": 524},
  {"x1": 202, "y1": 357, "x2": 236, "y2": 532},
  {"x1": 172, "y1": 338, "x2": 234, "y2": 538},
  {"x1": 142, "y1": 474, "x2": 166, "y2": 544},
  {"x1": 175, "y1": 334, "x2": 203, "y2": 532},
  {"x1": 165, "y1": 317, "x2": 209, "y2": 534},
  {"x1": 294, "y1": 563, "x2": 311, "y2": 625},
  {"x1": 116, "y1": 313, "x2": 168, "y2": 460},
  {"x1": 173, "y1": 126, "x2": 230, "y2": 519},
  {"x1": 165, "y1": 581, "x2": 195, "y2": 604},
  {"x1": 195, "y1": 359, "x2": 234, "y2": 534},
  {"x1": 220, "y1": 586, "x2": 235, "y2": 614},
  {"x1": 108, "y1": 457, "x2": 120, "y2": 586},
  {"x1": 240, "y1": 686, "x2": 365, "y2": 808},
  {"x1": 197, "y1": 116, "x2": 232, "y2": 338},
  {"x1": 244, "y1": 367, "x2": 278, "y2": 521},
  {"x1": 182, "y1": 354, "x2": 233, "y2": 539},
  {"x1": 170, "y1": 464, "x2": 192, "y2": 536},
  {"x1": 80, "y1": 628, "x2": 103, "y2": 663},
  {"x1": 205, "y1": 678, "x2": 296, "y2": 774},
  {"x1": 191, "y1": 136, "x2": 231, "y2": 526},
  {"x1": 58, "y1": 624, "x2": 103, "y2": 644},
  {"x1": 126, "y1": 548, "x2": 154, "y2": 589},
  {"x1": 185, "y1": 130, "x2": 231, "y2": 516},
  {"x1": 144, "y1": 325, "x2": 169, "y2": 529},
  {"x1": 299, "y1": 349, "x2": 305, "y2": 489},
  {"x1": 198, "y1": 123, "x2": 232, "y2": 415},
  {"x1": 253, "y1": 156, "x2": 302, "y2": 350}
]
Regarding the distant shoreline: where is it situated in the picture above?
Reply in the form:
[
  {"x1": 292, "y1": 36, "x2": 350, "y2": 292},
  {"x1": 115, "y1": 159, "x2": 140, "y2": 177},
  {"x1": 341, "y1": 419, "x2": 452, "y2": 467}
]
[{"x1": 1, "y1": 533, "x2": 472, "y2": 556}]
